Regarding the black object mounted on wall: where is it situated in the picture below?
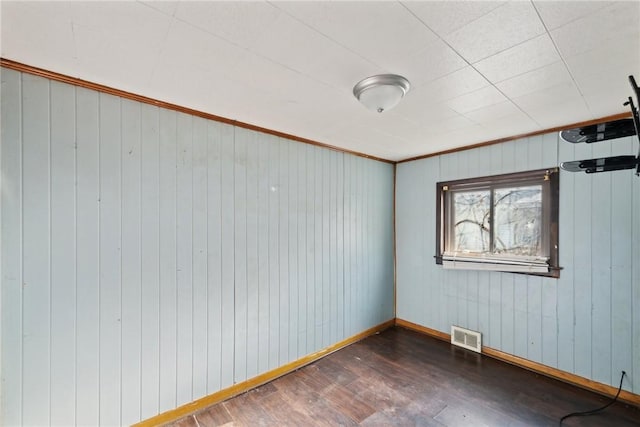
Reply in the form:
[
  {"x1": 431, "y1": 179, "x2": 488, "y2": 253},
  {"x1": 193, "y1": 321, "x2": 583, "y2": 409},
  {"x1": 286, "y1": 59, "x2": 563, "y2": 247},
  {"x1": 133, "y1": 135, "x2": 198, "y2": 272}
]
[{"x1": 560, "y1": 75, "x2": 640, "y2": 175}]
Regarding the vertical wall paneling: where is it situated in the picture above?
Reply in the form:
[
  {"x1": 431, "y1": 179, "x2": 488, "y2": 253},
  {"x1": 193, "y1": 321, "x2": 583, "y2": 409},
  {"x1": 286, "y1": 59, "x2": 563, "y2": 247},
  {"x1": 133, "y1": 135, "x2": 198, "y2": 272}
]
[
  {"x1": 329, "y1": 150, "x2": 338, "y2": 345},
  {"x1": 321, "y1": 150, "x2": 330, "y2": 348},
  {"x1": 245, "y1": 128, "x2": 259, "y2": 379},
  {"x1": 305, "y1": 146, "x2": 316, "y2": 353},
  {"x1": 336, "y1": 152, "x2": 345, "y2": 341},
  {"x1": 257, "y1": 133, "x2": 270, "y2": 371},
  {"x1": 21, "y1": 73, "x2": 52, "y2": 426},
  {"x1": 233, "y1": 126, "x2": 248, "y2": 383},
  {"x1": 396, "y1": 132, "x2": 640, "y2": 395},
  {"x1": 121, "y1": 99, "x2": 142, "y2": 425},
  {"x1": 572, "y1": 141, "x2": 593, "y2": 379},
  {"x1": 1, "y1": 68, "x2": 23, "y2": 426},
  {"x1": 219, "y1": 123, "x2": 235, "y2": 389},
  {"x1": 140, "y1": 103, "x2": 160, "y2": 419},
  {"x1": 268, "y1": 136, "x2": 280, "y2": 369},
  {"x1": 590, "y1": 139, "x2": 612, "y2": 384},
  {"x1": 279, "y1": 139, "x2": 290, "y2": 363},
  {"x1": 633, "y1": 138, "x2": 640, "y2": 394},
  {"x1": 541, "y1": 133, "x2": 559, "y2": 368},
  {"x1": 295, "y1": 143, "x2": 307, "y2": 360},
  {"x1": 314, "y1": 147, "x2": 323, "y2": 348},
  {"x1": 158, "y1": 108, "x2": 177, "y2": 412},
  {"x1": 50, "y1": 81, "x2": 77, "y2": 425},
  {"x1": 287, "y1": 142, "x2": 299, "y2": 361},
  {"x1": 557, "y1": 137, "x2": 576, "y2": 373},
  {"x1": 1, "y1": 71, "x2": 395, "y2": 426},
  {"x1": 205, "y1": 120, "x2": 225, "y2": 393},
  {"x1": 98, "y1": 93, "x2": 123, "y2": 427},
  {"x1": 75, "y1": 86, "x2": 101, "y2": 426},
  {"x1": 191, "y1": 117, "x2": 208, "y2": 399},
  {"x1": 610, "y1": 137, "x2": 633, "y2": 388},
  {"x1": 176, "y1": 113, "x2": 194, "y2": 406}
]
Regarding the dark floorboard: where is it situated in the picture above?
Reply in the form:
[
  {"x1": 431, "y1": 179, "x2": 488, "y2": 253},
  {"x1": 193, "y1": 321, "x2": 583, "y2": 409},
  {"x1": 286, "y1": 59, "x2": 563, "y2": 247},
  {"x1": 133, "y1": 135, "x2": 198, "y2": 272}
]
[{"x1": 169, "y1": 327, "x2": 640, "y2": 426}]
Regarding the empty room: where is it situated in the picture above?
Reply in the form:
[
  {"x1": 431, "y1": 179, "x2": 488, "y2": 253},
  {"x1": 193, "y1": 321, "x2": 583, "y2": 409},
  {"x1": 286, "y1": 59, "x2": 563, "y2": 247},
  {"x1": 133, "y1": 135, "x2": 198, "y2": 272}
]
[{"x1": 1, "y1": 1, "x2": 639, "y2": 426}]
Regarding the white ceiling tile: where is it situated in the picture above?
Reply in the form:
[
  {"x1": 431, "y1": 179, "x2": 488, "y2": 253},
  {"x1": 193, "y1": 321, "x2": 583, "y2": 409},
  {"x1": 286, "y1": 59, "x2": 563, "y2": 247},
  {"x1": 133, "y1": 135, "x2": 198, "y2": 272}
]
[
  {"x1": 473, "y1": 34, "x2": 561, "y2": 84},
  {"x1": 273, "y1": 1, "x2": 438, "y2": 68},
  {"x1": 565, "y1": 33, "x2": 640, "y2": 98},
  {"x1": 525, "y1": 97, "x2": 593, "y2": 128},
  {"x1": 532, "y1": 1, "x2": 613, "y2": 30},
  {"x1": 394, "y1": 39, "x2": 467, "y2": 88},
  {"x1": 139, "y1": 1, "x2": 179, "y2": 17},
  {"x1": 480, "y1": 111, "x2": 541, "y2": 137},
  {"x1": 446, "y1": 86, "x2": 507, "y2": 115},
  {"x1": 436, "y1": 124, "x2": 495, "y2": 147},
  {"x1": 511, "y1": 81, "x2": 583, "y2": 114},
  {"x1": 174, "y1": 1, "x2": 281, "y2": 50},
  {"x1": 463, "y1": 100, "x2": 523, "y2": 123},
  {"x1": 550, "y1": 1, "x2": 640, "y2": 57},
  {"x1": 414, "y1": 66, "x2": 491, "y2": 105},
  {"x1": 246, "y1": 11, "x2": 378, "y2": 90},
  {"x1": 1, "y1": 1, "x2": 76, "y2": 70},
  {"x1": 496, "y1": 61, "x2": 574, "y2": 99},
  {"x1": 395, "y1": 101, "x2": 460, "y2": 127},
  {"x1": 402, "y1": 1, "x2": 506, "y2": 36},
  {"x1": 444, "y1": 1, "x2": 546, "y2": 63},
  {"x1": 584, "y1": 89, "x2": 633, "y2": 118},
  {"x1": 67, "y1": 2, "x2": 173, "y2": 92}
]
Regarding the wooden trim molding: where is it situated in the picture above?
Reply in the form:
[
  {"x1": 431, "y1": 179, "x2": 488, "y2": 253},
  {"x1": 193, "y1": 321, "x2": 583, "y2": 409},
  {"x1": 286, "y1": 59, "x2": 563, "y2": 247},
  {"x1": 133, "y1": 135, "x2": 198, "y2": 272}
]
[
  {"x1": 133, "y1": 319, "x2": 395, "y2": 427},
  {"x1": 395, "y1": 318, "x2": 640, "y2": 407},
  {"x1": 0, "y1": 58, "x2": 393, "y2": 164},
  {"x1": 398, "y1": 111, "x2": 633, "y2": 164}
]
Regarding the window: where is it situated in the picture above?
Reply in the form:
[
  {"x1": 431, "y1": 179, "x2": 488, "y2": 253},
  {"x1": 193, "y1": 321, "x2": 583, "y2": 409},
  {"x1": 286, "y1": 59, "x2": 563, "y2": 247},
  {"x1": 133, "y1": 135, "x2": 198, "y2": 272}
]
[{"x1": 436, "y1": 168, "x2": 560, "y2": 277}]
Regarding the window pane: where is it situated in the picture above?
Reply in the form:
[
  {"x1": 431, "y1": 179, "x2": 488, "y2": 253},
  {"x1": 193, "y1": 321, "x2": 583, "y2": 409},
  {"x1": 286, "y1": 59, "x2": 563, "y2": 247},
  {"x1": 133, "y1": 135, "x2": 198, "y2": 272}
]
[
  {"x1": 493, "y1": 185, "x2": 542, "y2": 256},
  {"x1": 452, "y1": 190, "x2": 490, "y2": 253}
]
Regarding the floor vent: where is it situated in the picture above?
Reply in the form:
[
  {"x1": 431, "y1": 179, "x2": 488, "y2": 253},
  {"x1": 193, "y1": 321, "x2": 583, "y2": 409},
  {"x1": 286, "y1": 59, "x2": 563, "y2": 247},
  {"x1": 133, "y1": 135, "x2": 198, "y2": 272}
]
[{"x1": 451, "y1": 325, "x2": 482, "y2": 353}]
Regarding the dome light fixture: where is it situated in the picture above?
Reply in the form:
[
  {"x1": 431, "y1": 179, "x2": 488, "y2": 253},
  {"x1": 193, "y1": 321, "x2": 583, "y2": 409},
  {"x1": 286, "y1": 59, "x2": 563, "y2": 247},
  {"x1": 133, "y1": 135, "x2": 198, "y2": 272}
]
[{"x1": 353, "y1": 74, "x2": 411, "y2": 113}]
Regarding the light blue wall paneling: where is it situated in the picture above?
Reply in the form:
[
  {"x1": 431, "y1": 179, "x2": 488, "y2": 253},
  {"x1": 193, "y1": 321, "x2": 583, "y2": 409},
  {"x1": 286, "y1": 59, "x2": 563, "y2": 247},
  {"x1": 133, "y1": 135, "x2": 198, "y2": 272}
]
[
  {"x1": 396, "y1": 131, "x2": 640, "y2": 394},
  {"x1": 0, "y1": 69, "x2": 395, "y2": 426}
]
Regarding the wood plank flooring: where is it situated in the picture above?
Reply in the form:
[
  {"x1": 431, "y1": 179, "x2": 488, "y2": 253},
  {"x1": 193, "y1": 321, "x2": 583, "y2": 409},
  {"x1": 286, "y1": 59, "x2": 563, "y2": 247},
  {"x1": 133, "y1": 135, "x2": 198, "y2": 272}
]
[{"x1": 169, "y1": 327, "x2": 640, "y2": 426}]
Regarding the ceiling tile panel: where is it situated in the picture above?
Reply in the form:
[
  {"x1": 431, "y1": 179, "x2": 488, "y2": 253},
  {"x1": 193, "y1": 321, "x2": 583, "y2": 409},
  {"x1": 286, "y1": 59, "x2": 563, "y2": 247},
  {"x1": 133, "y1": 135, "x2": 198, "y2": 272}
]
[
  {"x1": 550, "y1": 1, "x2": 640, "y2": 57},
  {"x1": 174, "y1": 1, "x2": 281, "y2": 50},
  {"x1": 247, "y1": 11, "x2": 379, "y2": 90},
  {"x1": 525, "y1": 96, "x2": 592, "y2": 128},
  {"x1": 1, "y1": 2, "x2": 76, "y2": 70},
  {"x1": 409, "y1": 66, "x2": 491, "y2": 106},
  {"x1": 402, "y1": 1, "x2": 505, "y2": 36},
  {"x1": 273, "y1": 1, "x2": 438, "y2": 68},
  {"x1": 496, "y1": 61, "x2": 574, "y2": 99},
  {"x1": 511, "y1": 81, "x2": 584, "y2": 115},
  {"x1": 394, "y1": 39, "x2": 468, "y2": 88},
  {"x1": 463, "y1": 100, "x2": 523, "y2": 123},
  {"x1": 480, "y1": 111, "x2": 541, "y2": 138},
  {"x1": 444, "y1": 1, "x2": 546, "y2": 63},
  {"x1": 565, "y1": 32, "x2": 640, "y2": 98},
  {"x1": 139, "y1": 1, "x2": 180, "y2": 17},
  {"x1": 473, "y1": 34, "x2": 560, "y2": 84},
  {"x1": 532, "y1": 0, "x2": 613, "y2": 30},
  {"x1": 445, "y1": 85, "x2": 507, "y2": 115}
]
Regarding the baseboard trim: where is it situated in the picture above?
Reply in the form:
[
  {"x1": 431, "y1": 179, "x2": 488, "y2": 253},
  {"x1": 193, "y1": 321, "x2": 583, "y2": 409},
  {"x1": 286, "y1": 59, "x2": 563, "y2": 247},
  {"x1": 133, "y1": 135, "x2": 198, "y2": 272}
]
[
  {"x1": 134, "y1": 319, "x2": 395, "y2": 426},
  {"x1": 395, "y1": 318, "x2": 640, "y2": 407}
]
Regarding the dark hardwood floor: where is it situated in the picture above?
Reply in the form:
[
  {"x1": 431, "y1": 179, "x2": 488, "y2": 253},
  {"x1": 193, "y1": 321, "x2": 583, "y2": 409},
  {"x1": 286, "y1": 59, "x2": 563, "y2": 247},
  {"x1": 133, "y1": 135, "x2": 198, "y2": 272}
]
[{"x1": 170, "y1": 327, "x2": 640, "y2": 426}]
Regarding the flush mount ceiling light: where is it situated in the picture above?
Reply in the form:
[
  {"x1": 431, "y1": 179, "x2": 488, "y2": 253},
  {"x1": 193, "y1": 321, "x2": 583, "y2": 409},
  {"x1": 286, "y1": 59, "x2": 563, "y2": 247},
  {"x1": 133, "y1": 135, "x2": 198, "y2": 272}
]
[{"x1": 353, "y1": 74, "x2": 411, "y2": 113}]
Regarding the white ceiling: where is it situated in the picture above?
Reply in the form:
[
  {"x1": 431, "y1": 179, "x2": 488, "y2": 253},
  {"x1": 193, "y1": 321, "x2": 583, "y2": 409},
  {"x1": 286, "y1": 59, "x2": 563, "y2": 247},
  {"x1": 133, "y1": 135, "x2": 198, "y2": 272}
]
[{"x1": 2, "y1": 1, "x2": 639, "y2": 161}]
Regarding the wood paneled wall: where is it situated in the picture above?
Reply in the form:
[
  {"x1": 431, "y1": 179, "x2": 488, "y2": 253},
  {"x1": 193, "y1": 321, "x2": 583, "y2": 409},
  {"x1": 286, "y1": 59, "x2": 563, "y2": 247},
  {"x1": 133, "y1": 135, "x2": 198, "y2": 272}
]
[
  {"x1": 396, "y1": 132, "x2": 640, "y2": 395},
  {"x1": 0, "y1": 69, "x2": 395, "y2": 426}
]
